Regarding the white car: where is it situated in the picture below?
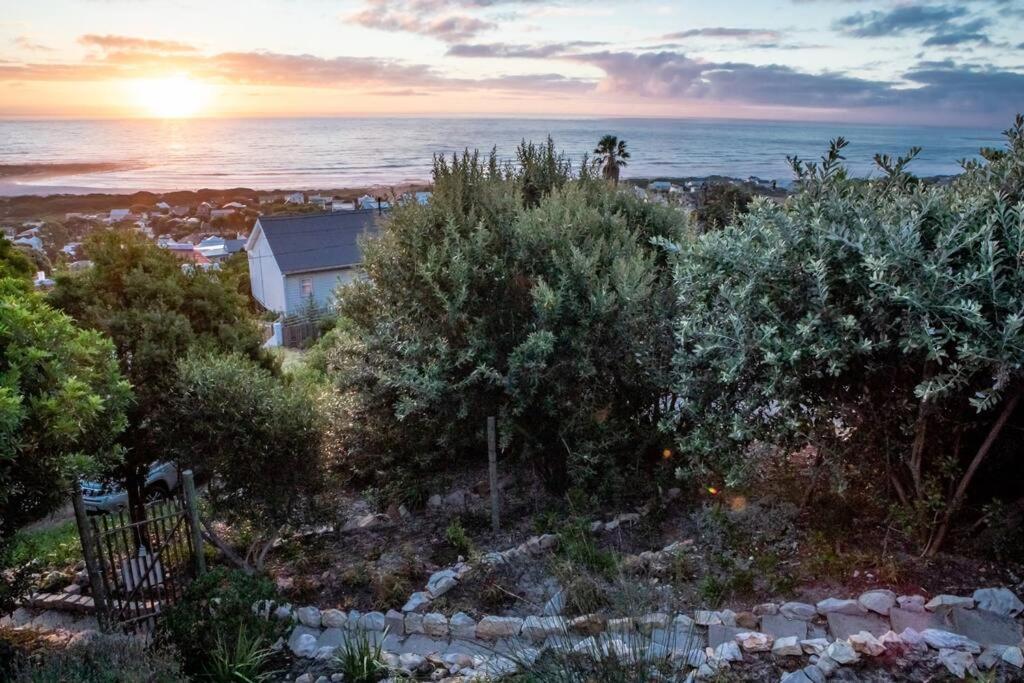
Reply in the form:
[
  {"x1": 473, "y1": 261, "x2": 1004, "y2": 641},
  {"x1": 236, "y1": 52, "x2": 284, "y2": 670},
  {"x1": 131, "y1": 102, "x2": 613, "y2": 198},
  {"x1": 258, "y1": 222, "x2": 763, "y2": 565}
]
[{"x1": 81, "y1": 462, "x2": 180, "y2": 514}]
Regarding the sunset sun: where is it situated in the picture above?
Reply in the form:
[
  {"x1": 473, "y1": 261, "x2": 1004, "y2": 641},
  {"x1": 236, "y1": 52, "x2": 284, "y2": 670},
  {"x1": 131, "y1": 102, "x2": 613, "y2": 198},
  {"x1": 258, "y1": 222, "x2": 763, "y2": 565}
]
[{"x1": 133, "y1": 74, "x2": 210, "y2": 118}]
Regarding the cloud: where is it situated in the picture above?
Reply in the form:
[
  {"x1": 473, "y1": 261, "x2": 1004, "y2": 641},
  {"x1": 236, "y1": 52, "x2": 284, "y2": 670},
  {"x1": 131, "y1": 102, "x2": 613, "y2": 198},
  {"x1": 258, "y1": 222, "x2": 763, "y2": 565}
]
[
  {"x1": 834, "y1": 6, "x2": 969, "y2": 38},
  {"x1": 662, "y1": 27, "x2": 782, "y2": 41},
  {"x1": 346, "y1": 0, "x2": 496, "y2": 41},
  {"x1": 78, "y1": 34, "x2": 198, "y2": 53},
  {"x1": 13, "y1": 35, "x2": 54, "y2": 52},
  {"x1": 446, "y1": 41, "x2": 603, "y2": 58},
  {"x1": 921, "y1": 18, "x2": 992, "y2": 46}
]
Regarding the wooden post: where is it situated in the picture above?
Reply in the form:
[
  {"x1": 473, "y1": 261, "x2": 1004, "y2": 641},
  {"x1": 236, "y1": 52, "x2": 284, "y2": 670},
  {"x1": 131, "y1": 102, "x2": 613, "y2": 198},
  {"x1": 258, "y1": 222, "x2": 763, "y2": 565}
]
[
  {"x1": 487, "y1": 416, "x2": 500, "y2": 532},
  {"x1": 71, "y1": 482, "x2": 110, "y2": 632},
  {"x1": 182, "y1": 470, "x2": 206, "y2": 576}
]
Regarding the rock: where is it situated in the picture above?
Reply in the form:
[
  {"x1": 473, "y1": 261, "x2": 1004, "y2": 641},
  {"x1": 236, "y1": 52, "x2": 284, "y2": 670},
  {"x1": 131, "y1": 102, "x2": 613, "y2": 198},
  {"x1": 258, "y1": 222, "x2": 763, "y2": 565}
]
[
  {"x1": 522, "y1": 616, "x2": 565, "y2": 641},
  {"x1": 313, "y1": 646, "x2": 336, "y2": 660},
  {"x1": 920, "y1": 628, "x2": 981, "y2": 653},
  {"x1": 897, "y1": 595, "x2": 926, "y2": 612},
  {"x1": 898, "y1": 627, "x2": 928, "y2": 650},
  {"x1": 938, "y1": 649, "x2": 978, "y2": 679},
  {"x1": 753, "y1": 603, "x2": 779, "y2": 616},
  {"x1": 1003, "y1": 646, "x2": 1023, "y2": 668},
  {"x1": 826, "y1": 611, "x2": 891, "y2": 640},
  {"x1": 823, "y1": 640, "x2": 860, "y2": 665},
  {"x1": 538, "y1": 533, "x2": 559, "y2": 550},
  {"x1": 780, "y1": 602, "x2": 817, "y2": 621},
  {"x1": 296, "y1": 606, "x2": 322, "y2": 629},
  {"x1": 781, "y1": 669, "x2": 823, "y2": 683},
  {"x1": 735, "y1": 611, "x2": 758, "y2": 630},
  {"x1": 569, "y1": 613, "x2": 606, "y2": 635},
  {"x1": 816, "y1": 655, "x2": 840, "y2": 677},
  {"x1": 360, "y1": 611, "x2": 386, "y2": 631},
  {"x1": 714, "y1": 641, "x2": 743, "y2": 662},
  {"x1": 321, "y1": 609, "x2": 346, "y2": 629},
  {"x1": 848, "y1": 630, "x2": 886, "y2": 656},
  {"x1": 972, "y1": 587, "x2": 1024, "y2": 617},
  {"x1": 761, "y1": 615, "x2": 808, "y2": 641},
  {"x1": 948, "y1": 605, "x2": 1023, "y2": 647},
  {"x1": 638, "y1": 613, "x2": 670, "y2": 633},
  {"x1": 925, "y1": 595, "x2": 974, "y2": 612},
  {"x1": 447, "y1": 611, "x2": 475, "y2": 639},
  {"x1": 346, "y1": 610, "x2": 361, "y2": 630},
  {"x1": 423, "y1": 612, "x2": 448, "y2": 637},
  {"x1": 476, "y1": 616, "x2": 523, "y2": 640},
  {"x1": 62, "y1": 583, "x2": 81, "y2": 595},
  {"x1": 443, "y1": 490, "x2": 466, "y2": 508},
  {"x1": 543, "y1": 589, "x2": 565, "y2": 616},
  {"x1": 772, "y1": 635, "x2": 802, "y2": 656},
  {"x1": 607, "y1": 617, "x2": 635, "y2": 632},
  {"x1": 734, "y1": 631, "x2": 772, "y2": 652},
  {"x1": 800, "y1": 638, "x2": 830, "y2": 655},
  {"x1": 427, "y1": 569, "x2": 458, "y2": 598},
  {"x1": 290, "y1": 632, "x2": 318, "y2": 658},
  {"x1": 427, "y1": 494, "x2": 442, "y2": 508},
  {"x1": 295, "y1": 675, "x2": 313, "y2": 683},
  {"x1": 816, "y1": 598, "x2": 866, "y2": 616},
  {"x1": 400, "y1": 652, "x2": 428, "y2": 673},
  {"x1": 695, "y1": 610, "x2": 732, "y2": 626},
  {"x1": 878, "y1": 630, "x2": 903, "y2": 649},
  {"x1": 385, "y1": 609, "x2": 404, "y2": 636},
  {"x1": 403, "y1": 591, "x2": 431, "y2": 613},
  {"x1": 977, "y1": 646, "x2": 1006, "y2": 670},
  {"x1": 858, "y1": 589, "x2": 896, "y2": 615},
  {"x1": 405, "y1": 612, "x2": 424, "y2": 634}
]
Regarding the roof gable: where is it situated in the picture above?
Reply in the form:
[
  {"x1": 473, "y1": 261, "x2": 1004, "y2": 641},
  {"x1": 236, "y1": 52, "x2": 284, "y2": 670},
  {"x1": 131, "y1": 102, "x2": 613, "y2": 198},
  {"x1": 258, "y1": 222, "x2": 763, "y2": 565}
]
[{"x1": 254, "y1": 209, "x2": 382, "y2": 275}]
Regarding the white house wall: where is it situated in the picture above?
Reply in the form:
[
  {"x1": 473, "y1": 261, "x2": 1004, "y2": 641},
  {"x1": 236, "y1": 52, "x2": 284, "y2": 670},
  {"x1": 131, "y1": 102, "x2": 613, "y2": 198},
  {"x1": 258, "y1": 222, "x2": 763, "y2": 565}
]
[
  {"x1": 247, "y1": 226, "x2": 287, "y2": 313},
  {"x1": 283, "y1": 268, "x2": 359, "y2": 314}
]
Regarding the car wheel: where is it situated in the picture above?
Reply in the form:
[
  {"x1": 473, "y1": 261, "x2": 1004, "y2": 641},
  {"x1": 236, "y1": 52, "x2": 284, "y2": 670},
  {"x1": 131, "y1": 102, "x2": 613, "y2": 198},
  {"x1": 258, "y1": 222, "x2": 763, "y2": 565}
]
[{"x1": 144, "y1": 483, "x2": 170, "y2": 504}]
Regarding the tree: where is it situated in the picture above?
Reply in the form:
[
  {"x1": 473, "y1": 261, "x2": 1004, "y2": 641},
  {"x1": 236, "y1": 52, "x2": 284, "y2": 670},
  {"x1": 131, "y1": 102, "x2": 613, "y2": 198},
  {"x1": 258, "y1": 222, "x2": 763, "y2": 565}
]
[
  {"x1": 694, "y1": 182, "x2": 752, "y2": 230},
  {"x1": 0, "y1": 237, "x2": 34, "y2": 280},
  {"x1": 594, "y1": 135, "x2": 630, "y2": 185},
  {"x1": 0, "y1": 277, "x2": 130, "y2": 611},
  {"x1": 326, "y1": 143, "x2": 684, "y2": 499},
  {"x1": 163, "y1": 352, "x2": 323, "y2": 573},
  {"x1": 668, "y1": 117, "x2": 1024, "y2": 554},
  {"x1": 48, "y1": 230, "x2": 269, "y2": 527}
]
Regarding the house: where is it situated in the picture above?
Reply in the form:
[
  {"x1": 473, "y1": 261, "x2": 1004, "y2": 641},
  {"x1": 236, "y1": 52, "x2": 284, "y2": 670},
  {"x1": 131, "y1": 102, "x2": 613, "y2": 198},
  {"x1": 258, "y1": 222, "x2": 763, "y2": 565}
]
[
  {"x1": 108, "y1": 209, "x2": 132, "y2": 223},
  {"x1": 357, "y1": 194, "x2": 389, "y2": 211},
  {"x1": 170, "y1": 205, "x2": 191, "y2": 217},
  {"x1": 332, "y1": 201, "x2": 356, "y2": 211},
  {"x1": 196, "y1": 236, "x2": 245, "y2": 260},
  {"x1": 61, "y1": 242, "x2": 82, "y2": 257},
  {"x1": 210, "y1": 208, "x2": 235, "y2": 220},
  {"x1": 285, "y1": 192, "x2": 305, "y2": 205},
  {"x1": 14, "y1": 235, "x2": 43, "y2": 251},
  {"x1": 155, "y1": 201, "x2": 171, "y2": 212},
  {"x1": 649, "y1": 180, "x2": 672, "y2": 192},
  {"x1": 162, "y1": 242, "x2": 212, "y2": 266},
  {"x1": 246, "y1": 209, "x2": 382, "y2": 315},
  {"x1": 222, "y1": 201, "x2": 246, "y2": 209}
]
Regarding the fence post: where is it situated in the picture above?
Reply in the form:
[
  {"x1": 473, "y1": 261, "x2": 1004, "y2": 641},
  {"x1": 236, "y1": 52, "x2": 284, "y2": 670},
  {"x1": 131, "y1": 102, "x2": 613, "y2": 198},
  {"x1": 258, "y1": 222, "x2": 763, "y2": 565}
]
[
  {"x1": 487, "y1": 416, "x2": 500, "y2": 532},
  {"x1": 71, "y1": 482, "x2": 110, "y2": 632},
  {"x1": 182, "y1": 470, "x2": 206, "y2": 576}
]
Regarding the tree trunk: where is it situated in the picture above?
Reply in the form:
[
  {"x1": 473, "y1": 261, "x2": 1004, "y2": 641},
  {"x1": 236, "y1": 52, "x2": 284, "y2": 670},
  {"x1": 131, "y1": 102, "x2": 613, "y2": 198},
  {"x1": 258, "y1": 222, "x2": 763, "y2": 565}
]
[{"x1": 923, "y1": 390, "x2": 1021, "y2": 556}]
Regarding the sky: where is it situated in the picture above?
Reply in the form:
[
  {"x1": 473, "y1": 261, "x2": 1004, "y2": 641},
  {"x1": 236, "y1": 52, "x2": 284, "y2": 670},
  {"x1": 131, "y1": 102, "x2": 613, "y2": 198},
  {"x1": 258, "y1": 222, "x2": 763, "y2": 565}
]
[{"x1": 1, "y1": 0, "x2": 1023, "y2": 125}]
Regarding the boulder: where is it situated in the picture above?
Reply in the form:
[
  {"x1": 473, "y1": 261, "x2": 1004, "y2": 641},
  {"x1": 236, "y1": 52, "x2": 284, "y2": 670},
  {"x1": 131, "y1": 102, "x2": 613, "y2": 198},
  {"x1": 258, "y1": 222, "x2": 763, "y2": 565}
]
[
  {"x1": 848, "y1": 630, "x2": 886, "y2": 656},
  {"x1": 607, "y1": 617, "x2": 635, "y2": 632},
  {"x1": 780, "y1": 602, "x2": 817, "y2": 621},
  {"x1": 1003, "y1": 646, "x2": 1024, "y2": 668},
  {"x1": 290, "y1": 632, "x2": 318, "y2": 658},
  {"x1": 823, "y1": 640, "x2": 859, "y2": 665},
  {"x1": 403, "y1": 591, "x2": 431, "y2": 613},
  {"x1": 296, "y1": 606, "x2": 321, "y2": 629},
  {"x1": 753, "y1": 603, "x2": 779, "y2": 616},
  {"x1": 897, "y1": 594, "x2": 926, "y2": 612},
  {"x1": 898, "y1": 627, "x2": 928, "y2": 651},
  {"x1": 422, "y1": 612, "x2": 448, "y2": 637},
  {"x1": 714, "y1": 641, "x2": 743, "y2": 662},
  {"x1": 450, "y1": 611, "x2": 476, "y2": 639},
  {"x1": 800, "y1": 638, "x2": 830, "y2": 655},
  {"x1": 569, "y1": 613, "x2": 606, "y2": 635},
  {"x1": 405, "y1": 612, "x2": 424, "y2": 634},
  {"x1": 816, "y1": 655, "x2": 840, "y2": 677},
  {"x1": 476, "y1": 616, "x2": 523, "y2": 640},
  {"x1": 735, "y1": 611, "x2": 759, "y2": 630},
  {"x1": 385, "y1": 609, "x2": 404, "y2": 636},
  {"x1": 522, "y1": 616, "x2": 565, "y2": 641},
  {"x1": 637, "y1": 613, "x2": 671, "y2": 633},
  {"x1": 816, "y1": 598, "x2": 866, "y2": 616},
  {"x1": 426, "y1": 494, "x2": 442, "y2": 509},
  {"x1": 920, "y1": 628, "x2": 981, "y2": 653},
  {"x1": 938, "y1": 649, "x2": 978, "y2": 679},
  {"x1": 734, "y1": 631, "x2": 772, "y2": 652},
  {"x1": 772, "y1": 635, "x2": 802, "y2": 656},
  {"x1": 858, "y1": 589, "x2": 896, "y2": 615},
  {"x1": 360, "y1": 611, "x2": 385, "y2": 631},
  {"x1": 925, "y1": 595, "x2": 974, "y2": 612},
  {"x1": 972, "y1": 587, "x2": 1024, "y2": 617},
  {"x1": 400, "y1": 652, "x2": 428, "y2": 673},
  {"x1": 321, "y1": 609, "x2": 346, "y2": 629},
  {"x1": 427, "y1": 569, "x2": 458, "y2": 598}
]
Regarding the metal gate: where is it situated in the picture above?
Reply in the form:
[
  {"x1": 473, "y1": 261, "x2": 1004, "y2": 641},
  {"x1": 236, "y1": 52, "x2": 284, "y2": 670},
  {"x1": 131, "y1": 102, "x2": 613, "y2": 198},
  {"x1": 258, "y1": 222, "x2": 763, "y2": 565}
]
[{"x1": 73, "y1": 469, "x2": 205, "y2": 634}]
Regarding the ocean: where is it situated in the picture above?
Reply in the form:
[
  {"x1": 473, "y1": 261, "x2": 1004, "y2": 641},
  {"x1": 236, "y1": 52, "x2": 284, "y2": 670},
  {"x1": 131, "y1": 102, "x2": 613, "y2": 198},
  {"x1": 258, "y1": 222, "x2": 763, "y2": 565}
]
[{"x1": 0, "y1": 117, "x2": 1008, "y2": 194}]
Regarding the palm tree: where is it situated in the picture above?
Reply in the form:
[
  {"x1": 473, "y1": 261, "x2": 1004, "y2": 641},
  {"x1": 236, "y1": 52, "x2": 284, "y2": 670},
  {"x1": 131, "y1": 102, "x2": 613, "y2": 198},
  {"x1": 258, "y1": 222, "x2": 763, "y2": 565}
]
[{"x1": 594, "y1": 135, "x2": 630, "y2": 185}]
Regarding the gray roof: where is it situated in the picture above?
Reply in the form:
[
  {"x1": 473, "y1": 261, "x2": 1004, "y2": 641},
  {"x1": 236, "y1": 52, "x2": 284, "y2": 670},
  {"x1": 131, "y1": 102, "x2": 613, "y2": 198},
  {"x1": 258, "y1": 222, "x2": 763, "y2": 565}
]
[{"x1": 256, "y1": 210, "x2": 382, "y2": 275}]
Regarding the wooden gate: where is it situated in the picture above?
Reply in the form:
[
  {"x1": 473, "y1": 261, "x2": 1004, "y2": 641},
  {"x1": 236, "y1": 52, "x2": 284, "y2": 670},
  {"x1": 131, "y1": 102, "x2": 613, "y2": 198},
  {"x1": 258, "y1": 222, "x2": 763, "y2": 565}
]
[{"x1": 73, "y1": 469, "x2": 205, "y2": 634}]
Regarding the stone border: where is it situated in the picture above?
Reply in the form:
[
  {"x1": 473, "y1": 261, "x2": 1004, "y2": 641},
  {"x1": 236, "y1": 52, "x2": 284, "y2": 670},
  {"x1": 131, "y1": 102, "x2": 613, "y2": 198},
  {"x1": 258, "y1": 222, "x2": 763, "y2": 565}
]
[{"x1": 277, "y1": 587, "x2": 1024, "y2": 681}]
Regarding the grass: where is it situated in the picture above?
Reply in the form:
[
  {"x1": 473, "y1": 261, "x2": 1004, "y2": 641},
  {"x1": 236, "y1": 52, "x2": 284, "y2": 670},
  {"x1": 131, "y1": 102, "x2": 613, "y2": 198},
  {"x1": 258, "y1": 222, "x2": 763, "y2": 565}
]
[
  {"x1": 333, "y1": 627, "x2": 388, "y2": 683},
  {"x1": 8, "y1": 521, "x2": 81, "y2": 571},
  {"x1": 445, "y1": 518, "x2": 476, "y2": 558}
]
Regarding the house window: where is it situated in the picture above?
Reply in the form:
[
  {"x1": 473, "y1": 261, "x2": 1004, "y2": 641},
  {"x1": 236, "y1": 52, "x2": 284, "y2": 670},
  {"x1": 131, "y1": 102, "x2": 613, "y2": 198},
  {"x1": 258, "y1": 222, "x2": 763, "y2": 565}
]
[{"x1": 300, "y1": 278, "x2": 313, "y2": 298}]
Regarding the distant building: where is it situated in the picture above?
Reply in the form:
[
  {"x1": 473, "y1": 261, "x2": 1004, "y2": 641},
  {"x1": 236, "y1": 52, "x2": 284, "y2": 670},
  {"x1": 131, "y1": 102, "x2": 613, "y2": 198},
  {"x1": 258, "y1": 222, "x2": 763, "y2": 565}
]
[
  {"x1": 155, "y1": 201, "x2": 171, "y2": 212},
  {"x1": 332, "y1": 201, "x2": 356, "y2": 211},
  {"x1": 285, "y1": 192, "x2": 305, "y2": 205},
  {"x1": 222, "y1": 201, "x2": 247, "y2": 209},
  {"x1": 108, "y1": 209, "x2": 132, "y2": 223},
  {"x1": 196, "y1": 236, "x2": 245, "y2": 261},
  {"x1": 163, "y1": 242, "x2": 212, "y2": 266},
  {"x1": 210, "y1": 208, "x2": 235, "y2": 220},
  {"x1": 14, "y1": 235, "x2": 43, "y2": 251},
  {"x1": 357, "y1": 194, "x2": 389, "y2": 211},
  {"x1": 246, "y1": 209, "x2": 382, "y2": 315},
  {"x1": 170, "y1": 205, "x2": 190, "y2": 217},
  {"x1": 649, "y1": 180, "x2": 672, "y2": 192}
]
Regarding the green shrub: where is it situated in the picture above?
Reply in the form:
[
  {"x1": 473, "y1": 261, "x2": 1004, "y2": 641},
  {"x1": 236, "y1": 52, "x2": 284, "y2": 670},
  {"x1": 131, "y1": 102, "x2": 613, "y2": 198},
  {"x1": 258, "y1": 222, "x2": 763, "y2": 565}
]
[
  {"x1": 325, "y1": 142, "x2": 684, "y2": 496},
  {"x1": 445, "y1": 518, "x2": 475, "y2": 558},
  {"x1": 333, "y1": 627, "x2": 388, "y2": 683},
  {"x1": 157, "y1": 568, "x2": 285, "y2": 678},
  {"x1": 205, "y1": 627, "x2": 279, "y2": 683},
  {"x1": 669, "y1": 116, "x2": 1024, "y2": 554},
  {"x1": 12, "y1": 633, "x2": 184, "y2": 682}
]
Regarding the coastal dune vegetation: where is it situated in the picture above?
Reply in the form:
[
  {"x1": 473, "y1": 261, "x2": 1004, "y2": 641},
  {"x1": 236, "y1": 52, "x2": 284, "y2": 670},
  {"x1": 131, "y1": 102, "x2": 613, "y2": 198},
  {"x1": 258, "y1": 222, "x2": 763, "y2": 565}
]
[{"x1": 2, "y1": 117, "x2": 1024, "y2": 680}]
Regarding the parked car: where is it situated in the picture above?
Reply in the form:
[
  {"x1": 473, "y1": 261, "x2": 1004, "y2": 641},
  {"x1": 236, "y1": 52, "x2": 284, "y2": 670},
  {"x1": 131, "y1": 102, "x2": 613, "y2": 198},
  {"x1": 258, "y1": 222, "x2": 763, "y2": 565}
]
[{"x1": 81, "y1": 461, "x2": 180, "y2": 514}]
